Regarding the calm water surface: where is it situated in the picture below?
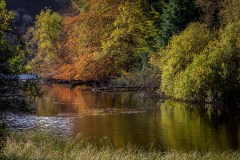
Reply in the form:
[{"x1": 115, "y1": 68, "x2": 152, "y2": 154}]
[{"x1": 3, "y1": 84, "x2": 240, "y2": 151}]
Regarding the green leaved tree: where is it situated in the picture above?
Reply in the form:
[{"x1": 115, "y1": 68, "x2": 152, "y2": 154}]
[
  {"x1": 159, "y1": 0, "x2": 199, "y2": 46},
  {"x1": 28, "y1": 9, "x2": 66, "y2": 74},
  {"x1": 159, "y1": 21, "x2": 240, "y2": 104},
  {"x1": 174, "y1": 21, "x2": 240, "y2": 103},
  {"x1": 159, "y1": 23, "x2": 215, "y2": 98},
  {"x1": 0, "y1": 0, "x2": 29, "y2": 152},
  {"x1": 0, "y1": 0, "x2": 27, "y2": 74}
]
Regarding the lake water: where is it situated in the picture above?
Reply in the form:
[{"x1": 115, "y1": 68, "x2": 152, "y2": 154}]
[{"x1": 3, "y1": 84, "x2": 240, "y2": 151}]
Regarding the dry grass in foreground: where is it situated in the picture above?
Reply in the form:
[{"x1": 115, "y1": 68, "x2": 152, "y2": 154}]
[{"x1": 1, "y1": 132, "x2": 240, "y2": 160}]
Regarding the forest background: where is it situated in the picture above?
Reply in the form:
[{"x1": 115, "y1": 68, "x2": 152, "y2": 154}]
[{"x1": 2, "y1": 0, "x2": 240, "y2": 104}]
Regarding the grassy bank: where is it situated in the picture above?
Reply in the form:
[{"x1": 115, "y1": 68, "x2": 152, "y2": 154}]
[{"x1": 1, "y1": 132, "x2": 240, "y2": 160}]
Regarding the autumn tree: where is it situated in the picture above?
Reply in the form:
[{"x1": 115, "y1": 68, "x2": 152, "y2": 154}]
[
  {"x1": 66, "y1": 0, "x2": 125, "y2": 56},
  {"x1": 50, "y1": 0, "x2": 127, "y2": 80},
  {"x1": 72, "y1": 0, "x2": 89, "y2": 12},
  {"x1": 28, "y1": 9, "x2": 66, "y2": 74},
  {"x1": 102, "y1": 0, "x2": 157, "y2": 74}
]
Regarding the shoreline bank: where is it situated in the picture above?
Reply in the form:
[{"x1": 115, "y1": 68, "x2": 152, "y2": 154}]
[{"x1": 2, "y1": 132, "x2": 240, "y2": 160}]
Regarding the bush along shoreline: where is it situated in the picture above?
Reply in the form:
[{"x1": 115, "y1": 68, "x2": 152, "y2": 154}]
[{"x1": 41, "y1": 77, "x2": 236, "y2": 106}]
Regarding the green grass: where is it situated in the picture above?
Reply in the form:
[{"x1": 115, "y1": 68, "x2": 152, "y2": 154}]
[{"x1": 1, "y1": 132, "x2": 240, "y2": 160}]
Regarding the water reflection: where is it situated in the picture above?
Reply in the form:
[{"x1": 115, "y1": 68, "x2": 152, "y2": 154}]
[
  {"x1": 34, "y1": 85, "x2": 159, "y2": 116},
  {"x1": 3, "y1": 84, "x2": 240, "y2": 151},
  {"x1": 159, "y1": 101, "x2": 240, "y2": 151}
]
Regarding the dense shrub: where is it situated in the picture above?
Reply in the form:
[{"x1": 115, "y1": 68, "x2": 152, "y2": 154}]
[
  {"x1": 160, "y1": 21, "x2": 240, "y2": 103},
  {"x1": 158, "y1": 23, "x2": 215, "y2": 97},
  {"x1": 221, "y1": 0, "x2": 240, "y2": 25}
]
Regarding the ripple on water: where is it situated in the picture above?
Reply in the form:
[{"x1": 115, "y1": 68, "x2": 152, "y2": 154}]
[
  {"x1": 2, "y1": 112, "x2": 75, "y2": 136},
  {"x1": 2, "y1": 108, "x2": 147, "y2": 136}
]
